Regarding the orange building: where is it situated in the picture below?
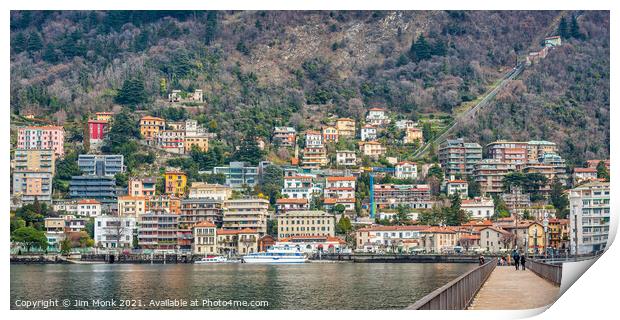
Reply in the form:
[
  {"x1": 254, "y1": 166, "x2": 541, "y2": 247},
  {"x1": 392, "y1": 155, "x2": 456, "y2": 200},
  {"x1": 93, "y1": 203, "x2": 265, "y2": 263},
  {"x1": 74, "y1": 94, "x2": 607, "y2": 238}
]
[
  {"x1": 164, "y1": 170, "x2": 187, "y2": 196},
  {"x1": 139, "y1": 116, "x2": 165, "y2": 140}
]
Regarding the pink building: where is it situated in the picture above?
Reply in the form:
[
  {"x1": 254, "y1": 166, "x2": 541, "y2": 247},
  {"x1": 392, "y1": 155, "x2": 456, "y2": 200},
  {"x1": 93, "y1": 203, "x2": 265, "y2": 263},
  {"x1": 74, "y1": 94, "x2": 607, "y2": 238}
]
[{"x1": 17, "y1": 126, "x2": 65, "y2": 158}]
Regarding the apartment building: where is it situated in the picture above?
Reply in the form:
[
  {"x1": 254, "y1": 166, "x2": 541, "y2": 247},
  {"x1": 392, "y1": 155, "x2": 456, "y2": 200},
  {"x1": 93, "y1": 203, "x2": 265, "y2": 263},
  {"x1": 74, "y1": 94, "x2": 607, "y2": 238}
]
[
  {"x1": 193, "y1": 221, "x2": 217, "y2": 254},
  {"x1": 188, "y1": 182, "x2": 232, "y2": 201},
  {"x1": 139, "y1": 116, "x2": 165, "y2": 140},
  {"x1": 13, "y1": 148, "x2": 55, "y2": 175},
  {"x1": 137, "y1": 211, "x2": 179, "y2": 251},
  {"x1": 301, "y1": 146, "x2": 328, "y2": 169},
  {"x1": 358, "y1": 141, "x2": 386, "y2": 159},
  {"x1": 438, "y1": 138, "x2": 483, "y2": 177},
  {"x1": 78, "y1": 154, "x2": 125, "y2": 177},
  {"x1": 461, "y1": 197, "x2": 494, "y2": 220},
  {"x1": 336, "y1": 150, "x2": 357, "y2": 167},
  {"x1": 145, "y1": 194, "x2": 181, "y2": 215},
  {"x1": 164, "y1": 170, "x2": 187, "y2": 196},
  {"x1": 17, "y1": 125, "x2": 65, "y2": 158},
  {"x1": 277, "y1": 210, "x2": 336, "y2": 240},
  {"x1": 185, "y1": 136, "x2": 209, "y2": 153},
  {"x1": 128, "y1": 177, "x2": 157, "y2": 197},
  {"x1": 275, "y1": 198, "x2": 310, "y2": 214},
  {"x1": 69, "y1": 176, "x2": 116, "y2": 201},
  {"x1": 94, "y1": 215, "x2": 136, "y2": 249},
  {"x1": 373, "y1": 184, "x2": 432, "y2": 209},
  {"x1": 213, "y1": 162, "x2": 259, "y2": 190},
  {"x1": 272, "y1": 127, "x2": 297, "y2": 147},
  {"x1": 486, "y1": 141, "x2": 529, "y2": 165},
  {"x1": 473, "y1": 159, "x2": 518, "y2": 194},
  {"x1": 335, "y1": 118, "x2": 356, "y2": 137},
  {"x1": 446, "y1": 180, "x2": 468, "y2": 199},
  {"x1": 117, "y1": 195, "x2": 147, "y2": 217},
  {"x1": 77, "y1": 199, "x2": 102, "y2": 217},
  {"x1": 222, "y1": 198, "x2": 270, "y2": 235},
  {"x1": 322, "y1": 126, "x2": 339, "y2": 143},
  {"x1": 403, "y1": 127, "x2": 423, "y2": 144},
  {"x1": 569, "y1": 181, "x2": 610, "y2": 254},
  {"x1": 366, "y1": 108, "x2": 390, "y2": 126},
  {"x1": 395, "y1": 161, "x2": 418, "y2": 180},
  {"x1": 360, "y1": 124, "x2": 377, "y2": 141}
]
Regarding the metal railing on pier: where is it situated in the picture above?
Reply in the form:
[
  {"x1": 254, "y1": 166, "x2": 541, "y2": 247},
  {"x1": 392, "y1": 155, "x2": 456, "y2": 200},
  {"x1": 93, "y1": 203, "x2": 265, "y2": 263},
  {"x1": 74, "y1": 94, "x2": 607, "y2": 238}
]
[
  {"x1": 407, "y1": 258, "x2": 497, "y2": 310},
  {"x1": 526, "y1": 260, "x2": 562, "y2": 286}
]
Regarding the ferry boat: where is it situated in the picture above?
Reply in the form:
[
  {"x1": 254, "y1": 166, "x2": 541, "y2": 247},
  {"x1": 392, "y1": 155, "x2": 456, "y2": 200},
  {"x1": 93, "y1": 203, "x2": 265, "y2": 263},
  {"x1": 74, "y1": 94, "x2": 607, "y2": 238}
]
[
  {"x1": 194, "y1": 255, "x2": 235, "y2": 264},
  {"x1": 241, "y1": 246, "x2": 308, "y2": 264}
]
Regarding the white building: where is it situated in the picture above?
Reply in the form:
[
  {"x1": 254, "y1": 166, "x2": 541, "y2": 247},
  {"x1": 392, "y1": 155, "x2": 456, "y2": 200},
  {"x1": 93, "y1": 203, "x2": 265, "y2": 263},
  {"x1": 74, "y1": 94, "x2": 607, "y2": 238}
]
[
  {"x1": 446, "y1": 180, "x2": 468, "y2": 199},
  {"x1": 281, "y1": 175, "x2": 316, "y2": 200},
  {"x1": 570, "y1": 181, "x2": 610, "y2": 254},
  {"x1": 366, "y1": 108, "x2": 390, "y2": 126},
  {"x1": 461, "y1": 197, "x2": 494, "y2": 220},
  {"x1": 324, "y1": 176, "x2": 356, "y2": 199},
  {"x1": 336, "y1": 150, "x2": 357, "y2": 167},
  {"x1": 395, "y1": 161, "x2": 418, "y2": 180},
  {"x1": 573, "y1": 167, "x2": 599, "y2": 185},
  {"x1": 94, "y1": 216, "x2": 137, "y2": 249},
  {"x1": 304, "y1": 130, "x2": 323, "y2": 147},
  {"x1": 395, "y1": 119, "x2": 417, "y2": 130},
  {"x1": 360, "y1": 125, "x2": 377, "y2": 141},
  {"x1": 77, "y1": 199, "x2": 102, "y2": 217}
]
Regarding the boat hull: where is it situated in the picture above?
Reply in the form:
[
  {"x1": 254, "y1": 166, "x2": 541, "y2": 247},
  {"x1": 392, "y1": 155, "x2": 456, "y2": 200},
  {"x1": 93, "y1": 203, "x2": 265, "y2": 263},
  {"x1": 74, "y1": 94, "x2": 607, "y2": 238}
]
[{"x1": 242, "y1": 257, "x2": 308, "y2": 264}]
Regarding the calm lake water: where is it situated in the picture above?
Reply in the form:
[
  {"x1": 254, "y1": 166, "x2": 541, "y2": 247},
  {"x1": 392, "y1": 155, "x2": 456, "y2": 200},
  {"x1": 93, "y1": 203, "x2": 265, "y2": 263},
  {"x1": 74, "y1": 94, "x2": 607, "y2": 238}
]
[{"x1": 11, "y1": 263, "x2": 475, "y2": 310}]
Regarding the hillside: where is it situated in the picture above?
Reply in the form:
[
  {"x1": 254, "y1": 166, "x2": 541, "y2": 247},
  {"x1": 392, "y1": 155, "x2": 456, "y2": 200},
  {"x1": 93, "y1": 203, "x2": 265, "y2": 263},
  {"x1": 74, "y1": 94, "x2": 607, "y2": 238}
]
[{"x1": 9, "y1": 10, "x2": 609, "y2": 165}]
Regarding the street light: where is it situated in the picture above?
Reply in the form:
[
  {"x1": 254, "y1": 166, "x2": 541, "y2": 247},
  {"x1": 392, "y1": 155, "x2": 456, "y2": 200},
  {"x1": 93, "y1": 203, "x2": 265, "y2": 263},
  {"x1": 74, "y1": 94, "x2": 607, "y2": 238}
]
[{"x1": 543, "y1": 218, "x2": 549, "y2": 259}]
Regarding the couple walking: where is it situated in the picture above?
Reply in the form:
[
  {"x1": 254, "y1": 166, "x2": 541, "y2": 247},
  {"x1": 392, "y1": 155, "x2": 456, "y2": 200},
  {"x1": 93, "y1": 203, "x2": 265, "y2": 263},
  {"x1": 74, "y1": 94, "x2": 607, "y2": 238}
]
[{"x1": 512, "y1": 250, "x2": 526, "y2": 270}]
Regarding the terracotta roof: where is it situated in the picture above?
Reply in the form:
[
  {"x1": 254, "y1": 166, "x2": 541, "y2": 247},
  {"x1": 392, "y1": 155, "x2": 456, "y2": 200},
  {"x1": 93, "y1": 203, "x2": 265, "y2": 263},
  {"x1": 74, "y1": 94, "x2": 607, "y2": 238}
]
[
  {"x1": 479, "y1": 226, "x2": 511, "y2": 235},
  {"x1": 448, "y1": 180, "x2": 467, "y2": 183},
  {"x1": 396, "y1": 161, "x2": 416, "y2": 166},
  {"x1": 369, "y1": 107, "x2": 386, "y2": 111},
  {"x1": 358, "y1": 225, "x2": 427, "y2": 232},
  {"x1": 88, "y1": 119, "x2": 108, "y2": 124},
  {"x1": 194, "y1": 221, "x2": 216, "y2": 228},
  {"x1": 420, "y1": 226, "x2": 456, "y2": 234},
  {"x1": 574, "y1": 168, "x2": 597, "y2": 173},
  {"x1": 461, "y1": 220, "x2": 493, "y2": 227},
  {"x1": 460, "y1": 234, "x2": 481, "y2": 240},
  {"x1": 284, "y1": 175, "x2": 313, "y2": 180},
  {"x1": 337, "y1": 118, "x2": 354, "y2": 122},
  {"x1": 77, "y1": 199, "x2": 100, "y2": 205},
  {"x1": 118, "y1": 195, "x2": 147, "y2": 201},
  {"x1": 276, "y1": 198, "x2": 309, "y2": 204},
  {"x1": 22, "y1": 125, "x2": 64, "y2": 130},
  {"x1": 140, "y1": 116, "x2": 165, "y2": 121},
  {"x1": 326, "y1": 176, "x2": 356, "y2": 182}
]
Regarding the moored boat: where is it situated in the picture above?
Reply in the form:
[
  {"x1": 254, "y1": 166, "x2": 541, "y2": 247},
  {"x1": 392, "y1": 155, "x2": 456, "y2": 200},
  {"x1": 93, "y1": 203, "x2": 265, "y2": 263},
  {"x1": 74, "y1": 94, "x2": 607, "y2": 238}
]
[
  {"x1": 194, "y1": 255, "x2": 236, "y2": 264},
  {"x1": 241, "y1": 245, "x2": 308, "y2": 264}
]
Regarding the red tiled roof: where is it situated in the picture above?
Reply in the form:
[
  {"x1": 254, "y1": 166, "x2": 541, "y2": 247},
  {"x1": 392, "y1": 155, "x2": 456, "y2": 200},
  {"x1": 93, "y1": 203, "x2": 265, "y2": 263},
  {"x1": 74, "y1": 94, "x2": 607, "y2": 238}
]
[
  {"x1": 574, "y1": 168, "x2": 597, "y2": 173},
  {"x1": 326, "y1": 176, "x2": 356, "y2": 182},
  {"x1": 77, "y1": 199, "x2": 100, "y2": 205},
  {"x1": 194, "y1": 221, "x2": 216, "y2": 228},
  {"x1": 358, "y1": 225, "x2": 427, "y2": 232},
  {"x1": 276, "y1": 198, "x2": 309, "y2": 204}
]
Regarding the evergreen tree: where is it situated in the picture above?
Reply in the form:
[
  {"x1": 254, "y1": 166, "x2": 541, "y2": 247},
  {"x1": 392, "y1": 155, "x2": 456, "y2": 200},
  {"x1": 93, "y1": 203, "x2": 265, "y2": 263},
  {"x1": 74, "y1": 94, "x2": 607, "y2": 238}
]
[
  {"x1": 570, "y1": 15, "x2": 583, "y2": 40},
  {"x1": 42, "y1": 44, "x2": 59, "y2": 63},
  {"x1": 230, "y1": 135, "x2": 263, "y2": 165},
  {"x1": 115, "y1": 77, "x2": 148, "y2": 109},
  {"x1": 558, "y1": 16, "x2": 570, "y2": 39},
  {"x1": 596, "y1": 161, "x2": 610, "y2": 181},
  {"x1": 27, "y1": 31, "x2": 43, "y2": 52},
  {"x1": 550, "y1": 178, "x2": 569, "y2": 219},
  {"x1": 409, "y1": 34, "x2": 432, "y2": 62},
  {"x1": 12, "y1": 32, "x2": 27, "y2": 53},
  {"x1": 204, "y1": 11, "x2": 218, "y2": 45}
]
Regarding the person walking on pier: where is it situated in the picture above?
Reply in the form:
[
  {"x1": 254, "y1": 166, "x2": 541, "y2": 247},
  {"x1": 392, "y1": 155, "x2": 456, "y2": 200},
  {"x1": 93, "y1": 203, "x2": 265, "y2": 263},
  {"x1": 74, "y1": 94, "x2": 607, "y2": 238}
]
[
  {"x1": 520, "y1": 253, "x2": 526, "y2": 270},
  {"x1": 513, "y1": 251, "x2": 520, "y2": 270}
]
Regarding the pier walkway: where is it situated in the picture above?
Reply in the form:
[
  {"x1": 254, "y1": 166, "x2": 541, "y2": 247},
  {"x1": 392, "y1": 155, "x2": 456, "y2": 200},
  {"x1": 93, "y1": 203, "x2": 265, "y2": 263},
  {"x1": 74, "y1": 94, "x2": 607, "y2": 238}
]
[{"x1": 468, "y1": 266, "x2": 560, "y2": 310}]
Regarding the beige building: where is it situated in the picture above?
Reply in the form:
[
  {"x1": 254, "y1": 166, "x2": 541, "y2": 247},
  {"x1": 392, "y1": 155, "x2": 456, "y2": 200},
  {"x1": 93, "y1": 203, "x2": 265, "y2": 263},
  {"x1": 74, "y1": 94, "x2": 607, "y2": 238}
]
[
  {"x1": 216, "y1": 228, "x2": 260, "y2": 255},
  {"x1": 336, "y1": 118, "x2": 356, "y2": 137},
  {"x1": 419, "y1": 226, "x2": 458, "y2": 253},
  {"x1": 193, "y1": 221, "x2": 217, "y2": 254},
  {"x1": 222, "y1": 198, "x2": 269, "y2": 235},
  {"x1": 13, "y1": 149, "x2": 55, "y2": 175},
  {"x1": 359, "y1": 141, "x2": 386, "y2": 159},
  {"x1": 117, "y1": 196, "x2": 147, "y2": 217},
  {"x1": 403, "y1": 127, "x2": 423, "y2": 144},
  {"x1": 185, "y1": 136, "x2": 209, "y2": 153},
  {"x1": 479, "y1": 226, "x2": 512, "y2": 253},
  {"x1": 139, "y1": 116, "x2": 165, "y2": 140},
  {"x1": 277, "y1": 210, "x2": 336, "y2": 240},
  {"x1": 188, "y1": 183, "x2": 232, "y2": 201}
]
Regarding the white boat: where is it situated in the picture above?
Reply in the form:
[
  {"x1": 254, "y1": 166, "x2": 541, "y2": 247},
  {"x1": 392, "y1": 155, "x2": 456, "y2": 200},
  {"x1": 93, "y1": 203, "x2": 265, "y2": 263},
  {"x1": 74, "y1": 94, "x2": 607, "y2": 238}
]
[
  {"x1": 242, "y1": 246, "x2": 308, "y2": 264},
  {"x1": 194, "y1": 255, "x2": 235, "y2": 264}
]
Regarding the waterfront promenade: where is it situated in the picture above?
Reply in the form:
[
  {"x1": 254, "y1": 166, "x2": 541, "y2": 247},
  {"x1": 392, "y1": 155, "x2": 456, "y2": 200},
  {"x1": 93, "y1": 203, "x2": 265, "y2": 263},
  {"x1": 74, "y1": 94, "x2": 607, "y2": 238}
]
[{"x1": 468, "y1": 266, "x2": 560, "y2": 310}]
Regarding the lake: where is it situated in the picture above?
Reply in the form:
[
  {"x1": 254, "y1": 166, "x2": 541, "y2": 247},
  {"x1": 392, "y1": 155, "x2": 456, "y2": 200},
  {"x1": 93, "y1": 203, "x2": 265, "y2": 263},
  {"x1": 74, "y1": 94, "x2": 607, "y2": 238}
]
[{"x1": 11, "y1": 263, "x2": 475, "y2": 310}]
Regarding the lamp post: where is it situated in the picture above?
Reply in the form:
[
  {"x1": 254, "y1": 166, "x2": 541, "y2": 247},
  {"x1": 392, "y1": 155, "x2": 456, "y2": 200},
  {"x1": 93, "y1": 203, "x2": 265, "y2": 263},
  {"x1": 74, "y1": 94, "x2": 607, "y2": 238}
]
[{"x1": 543, "y1": 218, "x2": 549, "y2": 259}]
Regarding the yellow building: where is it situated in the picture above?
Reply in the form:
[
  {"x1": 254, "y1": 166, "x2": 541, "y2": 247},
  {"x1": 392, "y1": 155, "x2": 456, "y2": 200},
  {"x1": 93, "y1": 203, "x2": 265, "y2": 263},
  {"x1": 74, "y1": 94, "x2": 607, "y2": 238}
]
[
  {"x1": 403, "y1": 127, "x2": 424, "y2": 144},
  {"x1": 117, "y1": 195, "x2": 147, "y2": 217},
  {"x1": 95, "y1": 112, "x2": 115, "y2": 122},
  {"x1": 185, "y1": 136, "x2": 209, "y2": 153},
  {"x1": 139, "y1": 116, "x2": 165, "y2": 140},
  {"x1": 336, "y1": 118, "x2": 356, "y2": 137},
  {"x1": 164, "y1": 170, "x2": 187, "y2": 196}
]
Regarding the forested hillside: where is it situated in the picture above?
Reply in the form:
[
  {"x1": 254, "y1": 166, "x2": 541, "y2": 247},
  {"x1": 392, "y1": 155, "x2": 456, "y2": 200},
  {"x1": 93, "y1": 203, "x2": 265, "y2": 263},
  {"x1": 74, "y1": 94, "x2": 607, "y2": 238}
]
[
  {"x1": 455, "y1": 11, "x2": 610, "y2": 165},
  {"x1": 10, "y1": 10, "x2": 609, "y2": 164}
]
